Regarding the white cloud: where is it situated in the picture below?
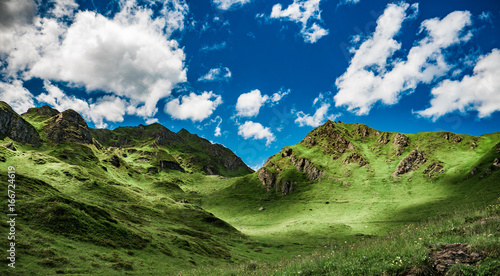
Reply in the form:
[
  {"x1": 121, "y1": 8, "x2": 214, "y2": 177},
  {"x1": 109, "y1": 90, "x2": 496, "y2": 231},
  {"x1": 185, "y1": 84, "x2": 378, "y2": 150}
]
[
  {"x1": 339, "y1": 0, "x2": 360, "y2": 5},
  {"x1": 0, "y1": 80, "x2": 35, "y2": 114},
  {"x1": 0, "y1": 0, "x2": 189, "y2": 124},
  {"x1": 165, "y1": 91, "x2": 222, "y2": 122},
  {"x1": 48, "y1": 0, "x2": 79, "y2": 18},
  {"x1": 198, "y1": 66, "x2": 232, "y2": 82},
  {"x1": 235, "y1": 88, "x2": 290, "y2": 117},
  {"x1": 270, "y1": 0, "x2": 329, "y2": 43},
  {"x1": 213, "y1": 116, "x2": 223, "y2": 136},
  {"x1": 212, "y1": 0, "x2": 251, "y2": 10},
  {"x1": 334, "y1": 3, "x2": 473, "y2": 115},
  {"x1": 270, "y1": 88, "x2": 290, "y2": 104},
  {"x1": 417, "y1": 49, "x2": 500, "y2": 120},
  {"x1": 36, "y1": 80, "x2": 127, "y2": 128},
  {"x1": 235, "y1": 89, "x2": 268, "y2": 117},
  {"x1": 295, "y1": 103, "x2": 340, "y2": 127},
  {"x1": 200, "y1": 41, "x2": 227, "y2": 52},
  {"x1": 238, "y1": 121, "x2": 275, "y2": 145}
]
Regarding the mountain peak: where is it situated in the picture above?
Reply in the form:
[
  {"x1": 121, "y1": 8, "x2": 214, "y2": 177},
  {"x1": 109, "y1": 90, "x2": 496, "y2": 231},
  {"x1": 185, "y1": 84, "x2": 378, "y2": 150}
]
[
  {"x1": 44, "y1": 109, "x2": 93, "y2": 144},
  {"x1": 22, "y1": 105, "x2": 60, "y2": 121}
]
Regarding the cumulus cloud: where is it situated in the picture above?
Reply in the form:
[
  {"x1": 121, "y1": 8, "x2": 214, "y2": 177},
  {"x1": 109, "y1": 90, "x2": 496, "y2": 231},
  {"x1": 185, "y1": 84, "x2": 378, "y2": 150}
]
[
  {"x1": 334, "y1": 2, "x2": 473, "y2": 115},
  {"x1": 0, "y1": 80, "x2": 35, "y2": 114},
  {"x1": 198, "y1": 66, "x2": 232, "y2": 82},
  {"x1": 238, "y1": 121, "x2": 275, "y2": 145},
  {"x1": 165, "y1": 91, "x2": 222, "y2": 122},
  {"x1": 212, "y1": 0, "x2": 251, "y2": 10},
  {"x1": 0, "y1": 0, "x2": 189, "y2": 125},
  {"x1": 236, "y1": 89, "x2": 267, "y2": 117},
  {"x1": 36, "y1": 80, "x2": 127, "y2": 128},
  {"x1": 235, "y1": 88, "x2": 289, "y2": 117},
  {"x1": 417, "y1": 49, "x2": 500, "y2": 119},
  {"x1": 269, "y1": 0, "x2": 329, "y2": 43},
  {"x1": 295, "y1": 103, "x2": 340, "y2": 127}
]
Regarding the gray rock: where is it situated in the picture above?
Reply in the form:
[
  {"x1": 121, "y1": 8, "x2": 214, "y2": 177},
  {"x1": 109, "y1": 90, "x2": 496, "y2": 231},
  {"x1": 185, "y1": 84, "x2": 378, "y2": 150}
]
[
  {"x1": 4, "y1": 142, "x2": 16, "y2": 151},
  {"x1": 0, "y1": 102, "x2": 41, "y2": 146}
]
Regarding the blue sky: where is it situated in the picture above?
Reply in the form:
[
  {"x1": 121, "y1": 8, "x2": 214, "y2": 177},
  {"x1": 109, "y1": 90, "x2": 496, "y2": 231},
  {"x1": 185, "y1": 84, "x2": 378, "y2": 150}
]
[{"x1": 0, "y1": 0, "x2": 499, "y2": 169}]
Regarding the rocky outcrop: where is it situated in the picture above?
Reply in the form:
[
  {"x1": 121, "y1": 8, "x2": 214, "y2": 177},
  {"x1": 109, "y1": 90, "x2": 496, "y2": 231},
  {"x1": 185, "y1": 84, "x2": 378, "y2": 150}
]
[
  {"x1": 393, "y1": 133, "x2": 409, "y2": 156},
  {"x1": 291, "y1": 155, "x2": 325, "y2": 180},
  {"x1": 4, "y1": 142, "x2": 16, "y2": 151},
  {"x1": 342, "y1": 153, "x2": 368, "y2": 166},
  {"x1": 110, "y1": 155, "x2": 120, "y2": 167},
  {"x1": 493, "y1": 158, "x2": 500, "y2": 167},
  {"x1": 257, "y1": 167, "x2": 297, "y2": 195},
  {"x1": 257, "y1": 151, "x2": 323, "y2": 196},
  {"x1": 393, "y1": 149, "x2": 426, "y2": 176},
  {"x1": 378, "y1": 133, "x2": 389, "y2": 145},
  {"x1": 160, "y1": 160, "x2": 185, "y2": 173},
  {"x1": 302, "y1": 121, "x2": 354, "y2": 157},
  {"x1": 423, "y1": 162, "x2": 444, "y2": 177},
  {"x1": 443, "y1": 132, "x2": 462, "y2": 144},
  {"x1": 44, "y1": 110, "x2": 93, "y2": 144},
  {"x1": 0, "y1": 102, "x2": 42, "y2": 146},
  {"x1": 282, "y1": 147, "x2": 293, "y2": 157},
  {"x1": 353, "y1": 125, "x2": 371, "y2": 137}
]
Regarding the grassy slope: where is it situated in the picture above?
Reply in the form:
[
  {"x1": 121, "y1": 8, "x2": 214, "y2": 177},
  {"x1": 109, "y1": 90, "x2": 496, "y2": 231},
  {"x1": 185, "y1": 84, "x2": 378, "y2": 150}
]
[
  {"x1": 1, "y1": 114, "x2": 498, "y2": 275},
  {"x1": 193, "y1": 122, "x2": 500, "y2": 272},
  {"x1": 0, "y1": 112, "x2": 260, "y2": 275}
]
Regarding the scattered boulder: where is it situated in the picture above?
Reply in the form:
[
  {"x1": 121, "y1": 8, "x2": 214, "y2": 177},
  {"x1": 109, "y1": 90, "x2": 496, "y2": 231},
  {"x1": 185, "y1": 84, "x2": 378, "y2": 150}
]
[
  {"x1": 258, "y1": 207, "x2": 264, "y2": 211},
  {"x1": 443, "y1": 133, "x2": 449, "y2": 140},
  {"x1": 4, "y1": 142, "x2": 16, "y2": 151},
  {"x1": 423, "y1": 162, "x2": 444, "y2": 177},
  {"x1": 342, "y1": 153, "x2": 368, "y2": 166},
  {"x1": 493, "y1": 158, "x2": 499, "y2": 167},
  {"x1": 454, "y1": 136, "x2": 462, "y2": 144},
  {"x1": 470, "y1": 142, "x2": 477, "y2": 150},
  {"x1": 428, "y1": 243, "x2": 483, "y2": 275},
  {"x1": 469, "y1": 167, "x2": 478, "y2": 176},
  {"x1": 393, "y1": 149, "x2": 426, "y2": 176},
  {"x1": 110, "y1": 155, "x2": 120, "y2": 168}
]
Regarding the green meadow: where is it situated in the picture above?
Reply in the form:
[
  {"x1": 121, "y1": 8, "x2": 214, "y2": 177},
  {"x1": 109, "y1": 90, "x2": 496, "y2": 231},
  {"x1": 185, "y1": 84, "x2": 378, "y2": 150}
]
[{"x1": 0, "y1": 103, "x2": 499, "y2": 275}]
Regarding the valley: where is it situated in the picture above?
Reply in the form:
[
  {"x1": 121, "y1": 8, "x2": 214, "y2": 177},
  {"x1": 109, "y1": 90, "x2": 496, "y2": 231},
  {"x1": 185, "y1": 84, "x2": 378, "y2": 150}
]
[{"x1": 0, "y1": 101, "x2": 499, "y2": 275}]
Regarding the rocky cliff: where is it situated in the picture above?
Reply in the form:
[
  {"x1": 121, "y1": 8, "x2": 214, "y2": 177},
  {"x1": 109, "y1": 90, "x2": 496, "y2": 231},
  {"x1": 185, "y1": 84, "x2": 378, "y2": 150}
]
[{"x1": 0, "y1": 101, "x2": 41, "y2": 146}]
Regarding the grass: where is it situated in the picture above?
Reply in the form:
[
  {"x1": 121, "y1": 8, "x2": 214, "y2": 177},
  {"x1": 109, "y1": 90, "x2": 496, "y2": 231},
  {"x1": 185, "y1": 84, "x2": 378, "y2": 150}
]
[
  {"x1": 0, "y1": 111, "x2": 499, "y2": 275},
  {"x1": 180, "y1": 199, "x2": 500, "y2": 275}
]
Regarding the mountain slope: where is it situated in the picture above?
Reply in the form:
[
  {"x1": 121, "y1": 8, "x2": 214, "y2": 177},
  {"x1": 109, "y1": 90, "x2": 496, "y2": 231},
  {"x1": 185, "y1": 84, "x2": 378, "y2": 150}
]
[
  {"x1": 201, "y1": 120, "x2": 499, "y2": 246},
  {"x1": 0, "y1": 102, "x2": 253, "y2": 274}
]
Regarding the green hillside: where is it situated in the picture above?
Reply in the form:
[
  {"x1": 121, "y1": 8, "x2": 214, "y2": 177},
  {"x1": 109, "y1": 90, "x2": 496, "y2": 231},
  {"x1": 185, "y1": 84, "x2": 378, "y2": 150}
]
[{"x1": 0, "y1": 102, "x2": 499, "y2": 275}]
